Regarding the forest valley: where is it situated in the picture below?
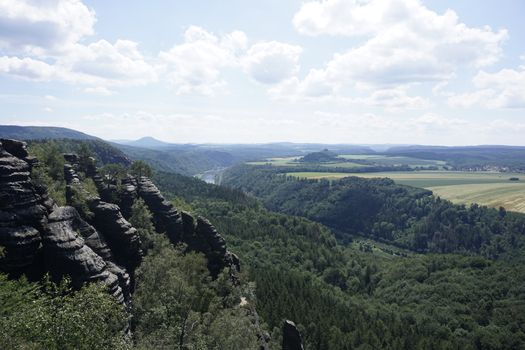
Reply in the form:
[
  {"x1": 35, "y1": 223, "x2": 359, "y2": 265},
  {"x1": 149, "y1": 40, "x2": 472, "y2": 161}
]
[{"x1": 1, "y1": 138, "x2": 525, "y2": 350}]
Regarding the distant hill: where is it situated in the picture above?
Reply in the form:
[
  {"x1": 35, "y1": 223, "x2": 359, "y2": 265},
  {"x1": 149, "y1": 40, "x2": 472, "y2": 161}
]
[
  {"x1": 113, "y1": 136, "x2": 171, "y2": 149},
  {"x1": 0, "y1": 125, "x2": 99, "y2": 140},
  {"x1": 114, "y1": 143, "x2": 235, "y2": 176},
  {"x1": 386, "y1": 145, "x2": 525, "y2": 171},
  {"x1": 299, "y1": 149, "x2": 340, "y2": 163}
]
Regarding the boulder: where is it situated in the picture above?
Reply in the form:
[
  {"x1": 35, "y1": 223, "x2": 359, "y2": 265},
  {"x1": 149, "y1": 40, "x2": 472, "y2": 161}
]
[{"x1": 282, "y1": 320, "x2": 304, "y2": 350}]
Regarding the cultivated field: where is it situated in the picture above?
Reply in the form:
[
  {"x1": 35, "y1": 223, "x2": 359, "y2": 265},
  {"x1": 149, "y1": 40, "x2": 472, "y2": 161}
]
[
  {"x1": 247, "y1": 154, "x2": 446, "y2": 169},
  {"x1": 287, "y1": 171, "x2": 525, "y2": 213},
  {"x1": 428, "y1": 183, "x2": 525, "y2": 213}
]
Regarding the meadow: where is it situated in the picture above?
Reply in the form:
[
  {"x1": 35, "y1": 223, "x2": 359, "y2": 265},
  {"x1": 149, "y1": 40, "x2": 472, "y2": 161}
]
[{"x1": 287, "y1": 171, "x2": 525, "y2": 213}]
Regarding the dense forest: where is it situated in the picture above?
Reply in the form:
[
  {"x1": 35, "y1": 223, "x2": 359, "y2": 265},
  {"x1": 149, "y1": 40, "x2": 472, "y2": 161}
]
[
  {"x1": 222, "y1": 165, "x2": 525, "y2": 258},
  {"x1": 2, "y1": 139, "x2": 525, "y2": 349},
  {"x1": 156, "y1": 167, "x2": 525, "y2": 349}
]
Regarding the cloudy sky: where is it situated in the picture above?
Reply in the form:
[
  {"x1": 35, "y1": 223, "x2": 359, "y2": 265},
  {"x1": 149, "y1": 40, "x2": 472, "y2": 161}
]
[{"x1": 1, "y1": 0, "x2": 524, "y2": 145}]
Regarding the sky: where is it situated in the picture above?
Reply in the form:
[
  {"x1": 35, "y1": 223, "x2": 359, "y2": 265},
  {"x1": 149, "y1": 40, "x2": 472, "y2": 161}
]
[{"x1": 0, "y1": 0, "x2": 524, "y2": 145}]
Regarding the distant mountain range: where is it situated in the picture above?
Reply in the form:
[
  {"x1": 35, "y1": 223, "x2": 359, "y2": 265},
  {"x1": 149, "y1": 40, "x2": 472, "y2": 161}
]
[{"x1": 3, "y1": 124, "x2": 525, "y2": 173}]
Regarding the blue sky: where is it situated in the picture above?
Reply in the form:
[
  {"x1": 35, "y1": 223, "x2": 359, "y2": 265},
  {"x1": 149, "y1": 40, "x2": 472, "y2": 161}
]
[{"x1": 1, "y1": 0, "x2": 524, "y2": 145}]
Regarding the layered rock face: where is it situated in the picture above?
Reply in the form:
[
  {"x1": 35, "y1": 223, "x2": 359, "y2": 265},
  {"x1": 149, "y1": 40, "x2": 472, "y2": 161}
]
[
  {"x1": 62, "y1": 156, "x2": 143, "y2": 275},
  {"x1": 90, "y1": 200, "x2": 142, "y2": 273},
  {"x1": 56, "y1": 204, "x2": 131, "y2": 302},
  {"x1": 118, "y1": 176, "x2": 137, "y2": 219},
  {"x1": 45, "y1": 207, "x2": 125, "y2": 303},
  {"x1": 135, "y1": 177, "x2": 239, "y2": 277},
  {"x1": 136, "y1": 176, "x2": 184, "y2": 242},
  {"x1": 282, "y1": 320, "x2": 305, "y2": 350},
  {"x1": 1, "y1": 138, "x2": 239, "y2": 308},
  {"x1": 0, "y1": 139, "x2": 47, "y2": 276},
  {"x1": 0, "y1": 139, "x2": 127, "y2": 304}
]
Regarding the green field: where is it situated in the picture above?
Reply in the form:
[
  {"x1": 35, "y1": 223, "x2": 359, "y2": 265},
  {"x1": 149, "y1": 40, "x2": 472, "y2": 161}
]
[
  {"x1": 287, "y1": 171, "x2": 525, "y2": 213},
  {"x1": 338, "y1": 154, "x2": 447, "y2": 168},
  {"x1": 247, "y1": 154, "x2": 446, "y2": 169},
  {"x1": 247, "y1": 156, "x2": 301, "y2": 166}
]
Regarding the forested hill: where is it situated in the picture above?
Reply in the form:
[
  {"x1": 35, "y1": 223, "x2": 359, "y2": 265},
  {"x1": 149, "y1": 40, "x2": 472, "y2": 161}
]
[
  {"x1": 27, "y1": 139, "x2": 131, "y2": 166},
  {"x1": 386, "y1": 145, "x2": 525, "y2": 170},
  {"x1": 0, "y1": 125, "x2": 99, "y2": 140},
  {"x1": 222, "y1": 165, "x2": 525, "y2": 258}
]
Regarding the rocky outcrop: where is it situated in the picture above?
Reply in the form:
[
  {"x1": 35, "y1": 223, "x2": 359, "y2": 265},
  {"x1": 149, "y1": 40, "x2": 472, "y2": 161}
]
[
  {"x1": 90, "y1": 200, "x2": 142, "y2": 273},
  {"x1": 136, "y1": 177, "x2": 184, "y2": 242},
  {"x1": 44, "y1": 207, "x2": 124, "y2": 303},
  {"x1": 0, "y1": 139, "x2": 47, "y2": 276},
  {"x1": 62, "y1": 154, "x2": 140, "y2": 295},
  {"x1": 0, "y1": 139, "x2": 129, "y2": 305},
  {"x1": 119, "y1": 176, "x2": 137, "y2": 219},
  {"x1": 69, "y1": 206, "x2": 131, "y2": 301},
  {"x1": 135, "y1": 177, "x2": 238, "y2": 278},
  {"x1": 282, "y1": 320, "x2": 304, "y2": 350},
  {"x1": 193, "y1": 216, "x2": 228, "y2": 276}
]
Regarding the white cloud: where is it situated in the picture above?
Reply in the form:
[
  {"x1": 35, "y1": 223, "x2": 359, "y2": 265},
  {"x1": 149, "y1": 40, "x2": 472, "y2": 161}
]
[
  {"x1": 449, "y1": 60, "x2": 525, "y2": 109},
  {"x1": 0, "y1": 56, "x2": 58, "y2": 80},
  {"x1": 270, "y1": 78, "x2": 429, "y2": 109},
  {"x1": 83, "y1": 86, "x2": 115, "y2": 96},
  {"x1": 356, "y1": 87, "x2": 430, "y2": 110},
  {"x1": 158, "y1": 26, "x2": 242, "y2": 95},
  {"x1": 60, "y1": 39, "x2": 157, "y2": 86},
  {"x1": 286, "y1": 0, "x2": 508, "y2": 105},
  {"x1": 410, "y1": 113, "x2": 466, "y2": 129},
  {"x1": 242, "y1": 41, "x2": 302, "y2": 84},
  {"x1": 0, "y1": 0, "x2": 156, "y2": 88},
  {"x1": 0, "y1": 0, "x2": 95, "y2": 54},
  {"x1": 294, "y1": 0, "x2": 390, "y2": 37}
]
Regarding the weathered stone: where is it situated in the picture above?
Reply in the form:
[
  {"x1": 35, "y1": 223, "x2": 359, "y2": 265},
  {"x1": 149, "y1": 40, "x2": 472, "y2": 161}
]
[
  {"x1": 136, "y1": 177, "x2": 184, "y2": 242},
  {"x1": 1, "y1": 139, "x2": 29, "y2": 159},
  {"x1": 119, "y1": 176, "x2": 137, "y2": 219},
  {"x1": 91, "y1": 200, "x2": 142, "y2": 272},
  {"x1": 191, "y1": 217, "x2": 229, "y2": 277},
  {"x1": 63, "y1": 153, "x2": 79, "y2": 164},
  {"x1": 44, "y1": 206, "x2": 124, "y2": 303},
  {"x1": 282, "y1": 320, "x2": 304, "y2": 350},
  {"x1": 0, "y1": 141, "x2": 47, "y2": 275},
  {"x1": 135, "y1": 177, "x2": 238, "y2": 278}
]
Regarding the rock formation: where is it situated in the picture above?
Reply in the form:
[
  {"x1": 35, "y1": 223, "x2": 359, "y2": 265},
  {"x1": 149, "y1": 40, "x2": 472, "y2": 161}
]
[
  {"x1": 0, "y1": 139, "x2": 47, "y2": 277},
  {"x1": 61, "y1": 205, "x2": 131, "y2": 302},
  {"x1": 0, "y1": 139, "x2": 128, "y2": 304},
  {"x1": 282, "y1": 320, "x2": 304, "y2": 350},
  {"x1": 62, "y1": 155, "x2": 142, "y2": 277},
  {"x1": 1, "y1": 138, "x2": 240, "y2": 310},
  {"x1": 119, "y1": 176, "x2": 137, "y2": 219},
  {"x1": 134, "y1": 177, "x2": 239, "y2": 277},
  {"x1": 90, "y1": 200, "x2": 142, "y2": 273},
  {"x1": 136, "y1": 176, "x2": 184, "y2": 242},
  {"x1": 45, "y1": 207, "x2": 125, "y2": 303}
]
